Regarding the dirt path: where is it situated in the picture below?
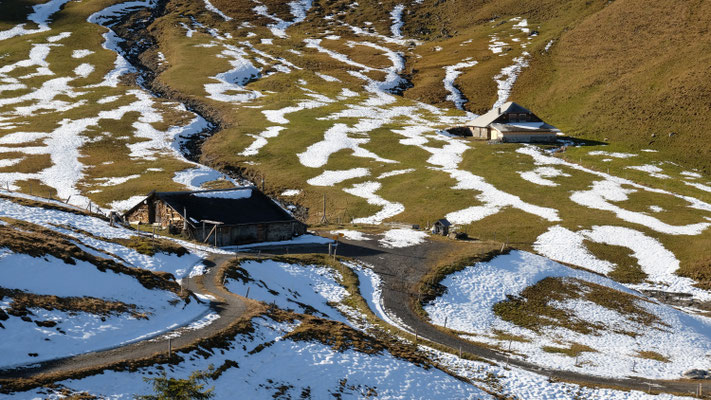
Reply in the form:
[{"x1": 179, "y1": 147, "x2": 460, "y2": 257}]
[
  {"x1": 2, "y1": 239, "x2": 708, "y2": 396},
  {"x1": 0, "y1": 254, "x2": 248, "y2": 391},
  {"x1": 281, "y1": 237, "x2": 710, "y2": 397}
]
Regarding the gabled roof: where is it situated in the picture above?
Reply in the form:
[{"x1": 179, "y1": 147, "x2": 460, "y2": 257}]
[
  {"x1": 125, "y1": 187, "x2": 298, "y2": 226},
  {"x1": 435, "y1": 218, "x2": 451, "y2": 227},
  {"x1": 467, "y1": 102, "x2": 544, "y2": 128}
]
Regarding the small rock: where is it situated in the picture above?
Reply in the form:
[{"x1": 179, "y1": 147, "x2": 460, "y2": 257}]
[
  {"x1": 682, "y1": 369, "x2": 709, "y2": 379},
  {"x1": 448, "y1": 232, "x2": 468, "y2": 240},
  {"x1": 651, "y1": 133, "x2": 656, "y2": 138},
  {"x1": 34, "y1": 320, "x2": 57, "y2": 328},
  {"x1": 669, "y1": 132, "x2": 677, "y2": 137}
]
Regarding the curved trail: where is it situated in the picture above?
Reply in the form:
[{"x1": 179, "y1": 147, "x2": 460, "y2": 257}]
[
  {"x1": 0, "y1": 254, "x2": 247, "y2": 387},
  {"x1": 288, "y1": 237, "x2": 710, "y2": 398},
  {"x1": 1, "y1": 240, "x2": 708, "y2": 397},
  {"x1": 45, "y1": 0, "x2": 707, "y2": 396}
]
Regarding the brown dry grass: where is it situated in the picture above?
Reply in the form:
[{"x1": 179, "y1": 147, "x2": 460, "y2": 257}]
[
  {"x1": 637, "y1": 350, "x2": 670, "y2": 363},
  {"x1": 678, "y1": 256, "x2": 711, "y2": 291},
  {"x1": 0, "y1": 288, "x2": 145, "y2": 320},
  {"x1": 492, "y1": 277, "x2": 664, "y2": 335},
  {"x1": 514, "y1": 0, "x2": 711, "y2": 173},
  {"x1": 0, "y1": 303, "x2": 268, "y2": 394},
  {"x1": 113, "y1": 236, "x2": 188, "y2": 257},
  {"x1": 0, "y1": 154, "x2": 52, "y2": 175},
  {"x1": 542, "y1": 342, "x2": 597, "y2": 358},
  {"x1": 0, "y1": 218, "x2": 183, "y2": 296},
  {"x1": 269, "y1": 309, "x2": 431, "y2": 367},
  {"x1": 584, "y1": 240, "x2": 646, "y2": 284}
]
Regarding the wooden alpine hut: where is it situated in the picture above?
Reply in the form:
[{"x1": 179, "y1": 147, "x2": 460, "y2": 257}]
[{"x1": 123, "y1": 187, "x2": 306, "y2": 246}]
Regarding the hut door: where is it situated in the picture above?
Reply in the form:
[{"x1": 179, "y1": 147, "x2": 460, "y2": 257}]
[
  {"x1": 154, "y1": 202, "x2": 162, "y2": 224},
  {"x1": 147, "y1": 200, "x2": 155, "y2": 223}
]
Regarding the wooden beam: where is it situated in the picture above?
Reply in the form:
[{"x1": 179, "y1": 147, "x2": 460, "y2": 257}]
[{"x1": 203, "y1": 224, "x2": 218, "y2": 243}]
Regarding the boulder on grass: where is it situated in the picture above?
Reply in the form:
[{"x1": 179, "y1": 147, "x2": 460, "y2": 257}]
[{"x1": 682, "y1": 369, "x2": 709, "y2": 379}]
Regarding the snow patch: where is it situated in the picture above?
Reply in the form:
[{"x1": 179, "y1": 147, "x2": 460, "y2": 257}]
[
  {"x1": 191, "y1": 188, "x2": 251, "y2": 200},
  {"x1": 203, "y1": 0, "x2": 232, "y2": 21},
  {"x1": 239, "y1": 126, "x2": 285, "y2": 156},
  {"x1": 424, "y1": 250, "x2": 711, "y2": 379},
  {"x1": 493, "y1": 54, "x2": 529, "y2": 109},
  {"x1": 443, "y1": 59, "x2": 478, "y2": 110},
  {"x1": 377, "y1": 168, "x2": 415, "y2": 179},
  {"x1": 379, "y1": 228, "x2": 427, "y2": 248},
  {"x1": 519, "y1": 166, "x2": 570, "y2": 187},
  {"x1": 72, "y1": 49, "x2": 93, "y2": 58},
  {"x1": 306, "y1": 168, "x2": 369, "y2": 186},
  {"x1": 344, "y1": 181, "x2": 404, "y2": 224},
  {"x1": 589, "y1": 150, "x2": 637, "y2": 159},
  {"x1": 389, "y1": 4, "x2": 405, "y2": 38},
  {"x1": 331, "y1": 229, "x2": 370, "y2": 241}
]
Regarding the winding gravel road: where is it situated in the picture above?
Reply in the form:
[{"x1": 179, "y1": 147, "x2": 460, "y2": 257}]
[
  {"x1": 288, "y1": 235, "x2": 711, "y2": 398},
  {"x1": 0, "y1": 254, "x2": 247, "y2": 392},
  {"x1": 2, "y1": 238, "x2": 709, "y2": 398}
]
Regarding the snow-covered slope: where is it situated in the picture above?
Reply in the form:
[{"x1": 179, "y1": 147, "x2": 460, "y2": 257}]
[
  {"x1": 424, "y1": 251, "x2": 711, "y2": 380},
  {"x1": 8, "y1": 314, "x2": 493, "y2": 400},
  {"x1": 0, "y1": 191, "x2": 213, "y2": 367}
]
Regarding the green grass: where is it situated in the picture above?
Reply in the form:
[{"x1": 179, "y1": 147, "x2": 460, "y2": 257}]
[
  {"x1": 2, "y1": 0, "x2": 711, "y2": 297},
  {"x1": 514, "y1": 0, "x2": 711, "y2": 174},
  {"x1": 0, "y1": 0, "x2": 215, "y2": 208},
  {"x1": 584, "y1": 240, "x2": 646, "y2": 284}
]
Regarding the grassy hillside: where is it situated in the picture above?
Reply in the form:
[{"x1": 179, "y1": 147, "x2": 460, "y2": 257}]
[
  {"x1": 0, "y1": 0, "x2": 710, "y2": 298},
  {"x1": 387, "y1": 0, "x2": 711, "y2": 172},
  {"x1": 512, "y1": 0, "x2": 711, "y2": 173}
]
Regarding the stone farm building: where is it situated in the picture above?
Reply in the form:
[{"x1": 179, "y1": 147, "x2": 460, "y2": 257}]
[
  {"x1": 465, "y1": 102, "x2": 559, "y2": 143},
  {"x1": 123, "y1": 187, "x2": 306, "y2": 246}
]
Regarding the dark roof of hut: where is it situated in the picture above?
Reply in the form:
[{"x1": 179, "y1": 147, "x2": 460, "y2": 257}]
[
  {"x1": 435, "y1": 218, "x2": 451, "y2": 227},
  {"x1": 125, "y1": 187, "x2": 298, "y2": 226}
]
